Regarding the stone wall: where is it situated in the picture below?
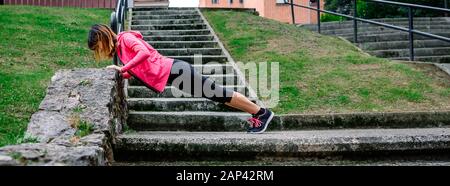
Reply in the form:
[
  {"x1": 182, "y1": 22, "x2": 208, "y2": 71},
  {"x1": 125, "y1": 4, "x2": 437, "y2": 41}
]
[{"x1": 0, "y1": 68, "x2": 127, "y2": 166}]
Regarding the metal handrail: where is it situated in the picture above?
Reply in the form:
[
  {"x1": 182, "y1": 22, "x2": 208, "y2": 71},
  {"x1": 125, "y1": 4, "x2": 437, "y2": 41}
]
[
  {"x1": 110, "y1": 0, "x2": 128, "y2": 65},
  {"x1": 285, "y1": 0, "x2": 450, "y2": 61}
]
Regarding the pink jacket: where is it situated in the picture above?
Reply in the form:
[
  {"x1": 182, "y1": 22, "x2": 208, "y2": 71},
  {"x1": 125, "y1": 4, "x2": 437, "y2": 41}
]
[{"x1": 117, "y1": 31, "x2": 174, "y2": 93}]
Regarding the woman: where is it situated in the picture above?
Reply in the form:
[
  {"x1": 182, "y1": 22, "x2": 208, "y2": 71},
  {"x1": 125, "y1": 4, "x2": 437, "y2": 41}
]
[{"x1": 87, "y1": 24, "x2": 273, "y2": 134}]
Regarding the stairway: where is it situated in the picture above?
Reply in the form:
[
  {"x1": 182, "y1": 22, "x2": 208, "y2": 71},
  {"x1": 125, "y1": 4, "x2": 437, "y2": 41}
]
[
  {"x1": 302, "y1": 17, "x2": 450, "y2": 63},
  {"x1": 113, "y1": 8, "x2": 450, "y2": 165},
  {"x1": 115, "y1": 7, "x2": 259, "y2": 162}
]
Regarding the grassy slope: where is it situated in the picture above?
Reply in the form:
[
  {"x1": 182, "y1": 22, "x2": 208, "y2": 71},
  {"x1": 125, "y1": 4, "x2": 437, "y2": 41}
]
[
  {"x1": 0, "y1": 6, "x2": 110, "y2": 147},
  {"x1": 202, "y1": 10, "x2": 450, "y2": 114}
]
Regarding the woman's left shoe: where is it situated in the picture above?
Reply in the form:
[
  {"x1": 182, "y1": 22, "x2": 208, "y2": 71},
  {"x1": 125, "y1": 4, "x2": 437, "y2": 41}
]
[{"x1": 247, "y1": 108, "x2": 274, "y2": 134}]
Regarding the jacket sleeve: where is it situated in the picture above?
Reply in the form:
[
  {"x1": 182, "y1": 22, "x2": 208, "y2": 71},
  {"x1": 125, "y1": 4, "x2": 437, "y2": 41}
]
[
  {"x1": 120, "y1": 34, "x2": 151, "y2": 73},
  {"x1": 122, "y1": 72, "x2": 132, "y2": 79}
]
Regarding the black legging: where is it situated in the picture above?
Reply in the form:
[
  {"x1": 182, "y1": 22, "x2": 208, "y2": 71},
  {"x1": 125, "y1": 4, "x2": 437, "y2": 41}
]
[{"x1": 166, "y1": 59, "x2": 234, "y2": 103}]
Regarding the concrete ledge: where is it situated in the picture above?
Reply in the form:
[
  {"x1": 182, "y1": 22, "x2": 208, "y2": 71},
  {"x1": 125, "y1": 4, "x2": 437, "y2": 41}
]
[
  {"x1": 0, "y1": 69, "x2": 127, "y2": 166},
  {"x1": 435, "y1": 63, "x2": 450, "y2": 77},
  {"x1": 126, "y1": 110, "x2": 450, "y2": 131},
  {"x1": 274, "y1": 111, "x2": 450, "y2": 130},
  {"x1": 114, "y1": 128, "x2": 450, "y2": 161}
]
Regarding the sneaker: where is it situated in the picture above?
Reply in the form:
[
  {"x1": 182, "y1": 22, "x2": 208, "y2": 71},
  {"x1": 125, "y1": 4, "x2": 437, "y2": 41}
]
[{"x1": 247, "y1": 108, "x2": 274, "y2": 134}]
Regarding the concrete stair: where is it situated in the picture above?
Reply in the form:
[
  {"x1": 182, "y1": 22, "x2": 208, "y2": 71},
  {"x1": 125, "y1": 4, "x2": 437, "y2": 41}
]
[
  {"x1": 302, "y1": 17, "x2": 450, "y2": 63},
  {"x1": 133, "y1": 0, "x2": 169, "y2": 7},
  {"x1": 114, "y1": 128, "x2": 450, "y2": 161},
  {"x1": 360, "y1": 39, "x2": 450, "y2": 50},
  {"x1": 131, "y1": 23, "x2": 208, "y2": 30},
  {"x1": 112, "y1": 8, "x2": 450, "y2": 165},
  {"x1": 150, "y1": 41, "x2": 218, "y2": 48},
  {"x1": 155, "y1": 48, "x2": 224, "y2": 55},
  {"x1": 132, "y1": 19, "x2": 204, "y2": 25},
  {"x1": 139, "y1": 29, "x2": 211, "y2": 36},
  {"x1": 127, "y1": 98, "x2": 256, "y2": 112},
  {"x1": 143, "y1": 35, "x2": 215, "y2": 41},
  {"x1": 128, "y1": 74, "x2": 240, "y2": 86},
  {"x1": 127, "y1": 85, "x2": 249, "y2": 98},
  {"x1": 132, "y1": 14, "x2": 201, "y2": 20}
]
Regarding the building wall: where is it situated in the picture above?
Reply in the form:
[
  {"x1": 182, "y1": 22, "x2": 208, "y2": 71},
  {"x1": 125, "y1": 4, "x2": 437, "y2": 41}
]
[
  {"x1": 3, "y1": 0, "x2": 117, "y2": 8},
  {"x1": 200, "y1": 0, "x2": 245, "y2": 9},
  {"x1": 199, "y1": 0, "x2": 325, "y2": 24}
]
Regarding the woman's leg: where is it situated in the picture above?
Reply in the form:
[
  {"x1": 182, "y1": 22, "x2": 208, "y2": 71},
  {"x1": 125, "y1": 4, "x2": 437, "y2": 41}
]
[
  {"x1": 225, "y1": 92, "x2": 260, "y2": 115},
  {"x1": 168, "y1": 60, "x2": 260, "y2": 114},
  {"x1": 167, "y1": 59, "x2": 273, "y2": 133}
]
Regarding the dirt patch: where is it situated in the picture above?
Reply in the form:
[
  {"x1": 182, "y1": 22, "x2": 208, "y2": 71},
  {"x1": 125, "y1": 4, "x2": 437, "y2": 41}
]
[
  {"x1": 267, "y1": 37, "x2": 299, "y2": 54},
  {"x1": 408, "y1": 63, "x2": 450, "y2": 87},
  {"x1": 349, "y1": 64, "x2": 382, "y2": 71}
]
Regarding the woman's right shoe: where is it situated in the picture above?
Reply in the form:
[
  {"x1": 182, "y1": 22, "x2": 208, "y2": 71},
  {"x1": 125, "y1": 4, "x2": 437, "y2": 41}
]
[{"x1": 247, "y1": 108, "x2": 274, "y2": 134}]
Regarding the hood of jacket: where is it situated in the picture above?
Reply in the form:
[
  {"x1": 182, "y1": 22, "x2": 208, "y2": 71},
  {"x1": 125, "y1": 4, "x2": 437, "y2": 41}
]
[{"x1": 117, "y1": 30, "x2": 143, "y2": 44}]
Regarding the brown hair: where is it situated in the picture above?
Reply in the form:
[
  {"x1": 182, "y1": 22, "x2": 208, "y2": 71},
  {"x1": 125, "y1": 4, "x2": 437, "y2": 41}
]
[{"x1": 88, "y1": 24, "x2": 117, "y2": 61}]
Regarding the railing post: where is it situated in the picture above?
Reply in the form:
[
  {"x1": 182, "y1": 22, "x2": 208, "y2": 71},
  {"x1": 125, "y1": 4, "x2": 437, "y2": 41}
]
[
  {"x1": 408, "y1": 7, "x2": 415, "y2": 61},
  {"x1": 445, "y1": 0, "x2": 448, "y2": 17},
  {"x1": 353, "y1": 0, "x2": 358, "y2": 43},
  {"x1": 290, "y1": 0, "x2": 296, "y2": 25},
  {"x1": 110, "y1": 11, "x2": 118, "y2": 65},
  {"x1": 317, "y1": 0, "x2": 321, "y2": 33}
]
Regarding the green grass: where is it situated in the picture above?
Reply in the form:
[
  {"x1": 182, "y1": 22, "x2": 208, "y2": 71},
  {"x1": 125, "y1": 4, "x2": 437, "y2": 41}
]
[
  {"x1": 0, "y1": 6, "x2": 111, "y2": 147},
  {"x1": 202, "y1": 10, "x2": 450, "y2": 114},
  {"x1": 320, "y1": 14, "x2": 346, "y2": 22},
  {"x1": 74, "y1": 120, "x2": 94, "y2": 138}
]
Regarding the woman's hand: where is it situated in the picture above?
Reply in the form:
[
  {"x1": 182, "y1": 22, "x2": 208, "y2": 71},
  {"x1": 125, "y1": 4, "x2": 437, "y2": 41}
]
[{"x1": 106, "y1": 65, "x2": 122, "y2": 72}]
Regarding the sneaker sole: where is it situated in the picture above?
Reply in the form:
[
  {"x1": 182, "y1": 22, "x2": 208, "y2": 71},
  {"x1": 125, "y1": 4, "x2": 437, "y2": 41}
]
[{"x1": 248, "y1": 111, "x2": 274, "y2": 134}]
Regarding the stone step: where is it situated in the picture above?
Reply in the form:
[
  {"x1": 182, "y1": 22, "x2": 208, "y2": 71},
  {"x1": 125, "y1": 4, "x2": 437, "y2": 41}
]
[
  {"x1": 128, "y1": 74, "x2": 239, "y2": 86},
  {"x1": 320, "y1": 25, "x2": 450, "y2": 36},
  {"x1": 310, "y1": 19, "x2": 449, "y2": 29},
  {"x1": 167, "y1": 55, "x2": 228, "y2": 63},
  {"x1": 337, "y1": 29, "x2": 450, "y2": 38},
  {"x1": 340, "y1": 32, "x2": 450, "y2": 43},
  {"x1": 132, "y1": 14, "x2": 201, "y2": 20},
  {"x1": 131, "y1": 24, "x2": 207, "y2": 31},
  {"x1": 127, "y1": 98, "x2": 255, "y2": 112},
  {"x1": 307, "y1": 21, "x2": 450, "y2": 31},
  {"x1": 306, "y1": 17, "x2": 449, "y2": 28},
  {"x1": 132, "y1": 10, "x2": 198, "y2": 16},
  {"x1": 148, "y1": 41, "x2": 218, "y2": 48},
  {"x1": 436, "y1": 63, "x2": 450, "y2": 74},
  {"x1": 360, "y1": 39, "x2": 450, "y2": 50},
  {"x1": 391, "y1": 55, "x2": 450, "y2": 63},
  {"x1": 114, "y1": 159, "x2": 450, "y2": 166},
  {"x1": 192, "y1": 64, "x2": 235, "y2": 75},
  {"x1": 144, "y1": 35, "x2": 214, "y2": 42},
  {"x1": 140, "y1": 29, "x2": 211, "y2": 36},
  {"x1": 126, "y1": 111, "x2": 251, "y2": 131},
  {"x1": 114, "y1": 128, "x2": 450, "y2": 161},
  {"x1": 156, "y1": 48, "x2": 223, "y2": 56},
  {"x1": 127, "y1": 85, "x2": 248, "y2": 98},
  {"x1": 369, "y1": 47, "x2": 450, "y2": 58},
  {"x1": 132, "y1": 19, "x2": 204, "y2": 25},
  {"x1": 132, "y1": 7, "x2": 197, "y2": 11},
  {"x1": 134, "y1": 0, "x2": 170, "y2": 7}
]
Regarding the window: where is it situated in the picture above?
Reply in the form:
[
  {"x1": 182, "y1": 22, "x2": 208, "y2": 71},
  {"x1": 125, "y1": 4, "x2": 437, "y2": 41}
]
[
  {"x1": 240, "y1": 0, "x2": 244, "y2": 3},
  {"x1": 212, "y1": 0, "x2": 219, "y2": 4},
  {"x1": 229, "y1": 0, "x2": 233, "y2": 4},
  {"x1": 276, "y1": 0, "x2": 288, "y2": 4}
]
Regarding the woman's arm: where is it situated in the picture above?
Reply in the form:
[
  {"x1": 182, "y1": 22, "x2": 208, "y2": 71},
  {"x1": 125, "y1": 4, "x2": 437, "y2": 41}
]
[
  {"x1": 120, "y1": 34, "x2": 151, "y2": 73},
  {"x1": 106, "y1": 65, "x2": 132, "y2": 79}
]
